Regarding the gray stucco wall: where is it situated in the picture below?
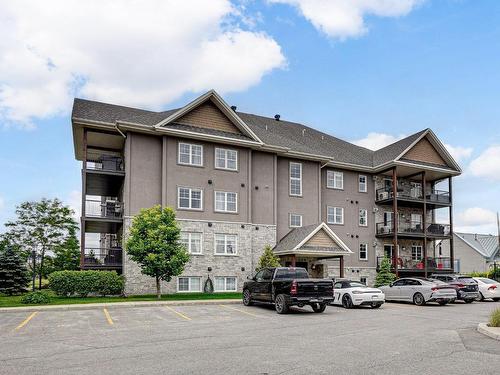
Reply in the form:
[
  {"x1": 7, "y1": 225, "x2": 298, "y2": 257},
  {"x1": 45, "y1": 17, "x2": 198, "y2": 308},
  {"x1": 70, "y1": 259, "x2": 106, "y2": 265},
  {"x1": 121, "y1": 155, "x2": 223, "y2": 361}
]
[{"x1": 251, "y1": 151, "x2": 275, "y2": 225}]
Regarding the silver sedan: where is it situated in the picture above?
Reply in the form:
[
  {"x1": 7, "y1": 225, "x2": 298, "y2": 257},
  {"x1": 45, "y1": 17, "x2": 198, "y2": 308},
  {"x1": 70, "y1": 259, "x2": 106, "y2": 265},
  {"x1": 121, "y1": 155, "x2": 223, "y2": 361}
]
[{"x1": 379, "y1": 277, "x2": 457, "y2": 306}]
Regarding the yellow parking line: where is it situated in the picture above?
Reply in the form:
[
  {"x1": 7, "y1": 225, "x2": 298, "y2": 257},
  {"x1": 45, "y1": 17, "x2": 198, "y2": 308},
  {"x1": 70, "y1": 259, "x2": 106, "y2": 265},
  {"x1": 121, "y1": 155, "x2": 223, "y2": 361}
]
[
  {"x1": 219, "y1": 304, "x2": 261, "y2": 318},
  {"x1": 15, "y1": 312, "x2": 38, "y2": 331},
  {"x1": 103, "y1": 308, "x2": 114, "y2": 325},
  {"x1": 165, "y1": 306, "x2": 192, "y2": 321}
]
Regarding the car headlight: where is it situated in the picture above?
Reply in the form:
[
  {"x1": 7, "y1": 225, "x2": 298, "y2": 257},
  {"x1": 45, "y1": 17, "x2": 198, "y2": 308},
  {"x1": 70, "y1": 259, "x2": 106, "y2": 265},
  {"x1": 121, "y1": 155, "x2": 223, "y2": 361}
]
[{"x1": 352, "y1": 291, "x2": 363, "y2": 294}]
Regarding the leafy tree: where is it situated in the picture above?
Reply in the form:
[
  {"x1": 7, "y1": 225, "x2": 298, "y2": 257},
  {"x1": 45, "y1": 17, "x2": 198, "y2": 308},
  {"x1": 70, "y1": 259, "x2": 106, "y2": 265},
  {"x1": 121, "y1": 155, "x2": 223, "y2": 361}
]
[
  {"x1": 256, "y1": 245, "x2": 281, "y2": 271},
  {"x1": 374, "y1": 257, "x2": 396, "y2": 287},
  {"x1": 0, "y1": 241, "x2": 30, "y2": 295},
  {"x1": 126, "y1": 206, "x2": 190, "y2": 299},
  {"x1": 52, "y1": 228, "x2": 80, "y2": 271},
  {"x1": 3, "y1": 198, "x2": 78, "y2": 290}
]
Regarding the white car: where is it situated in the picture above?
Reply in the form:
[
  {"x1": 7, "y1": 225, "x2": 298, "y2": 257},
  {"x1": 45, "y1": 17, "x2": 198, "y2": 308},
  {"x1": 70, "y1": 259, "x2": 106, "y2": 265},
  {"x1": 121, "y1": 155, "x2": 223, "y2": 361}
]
[
  {"x1": 333, "y1": 280, "x2": 385, "y2": 308},
  {"x1": 473, "y1": 277, "x2": 500, "y2": 302},
  {"x1": 379, "y1": 277, "x2": 457, "y2": 306}
]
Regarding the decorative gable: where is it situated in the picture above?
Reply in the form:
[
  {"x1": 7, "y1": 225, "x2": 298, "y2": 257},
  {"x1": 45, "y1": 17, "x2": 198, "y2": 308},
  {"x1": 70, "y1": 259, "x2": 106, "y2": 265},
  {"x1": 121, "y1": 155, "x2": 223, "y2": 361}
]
[
  {"x1": 304, "y1": 229, "x2": 336, "y2": 248},
  {"x1": 402, "y1": 137, "x2": 448, "y2": 167},
  {"x1": 175, "y1": 100, "x2": 242, "y2": 135}
]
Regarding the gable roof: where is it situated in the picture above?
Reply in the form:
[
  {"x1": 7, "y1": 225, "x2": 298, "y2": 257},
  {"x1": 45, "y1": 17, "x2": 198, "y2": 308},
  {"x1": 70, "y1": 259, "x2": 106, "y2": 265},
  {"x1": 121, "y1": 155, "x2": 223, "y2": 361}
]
[{"x1": 455, "y1": 232, "x2": 500, "y2": 260}]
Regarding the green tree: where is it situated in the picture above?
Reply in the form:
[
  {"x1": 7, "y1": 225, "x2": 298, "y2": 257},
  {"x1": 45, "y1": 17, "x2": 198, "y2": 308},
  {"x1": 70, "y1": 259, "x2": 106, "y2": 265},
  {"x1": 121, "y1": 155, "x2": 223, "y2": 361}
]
[
  {"x1": 52, "y1": 228, "x2": 80, "y2": 271},
  {"x1": 0, "y1": 241, "x2": 30, "y2": 295},
  {"x1": 126, "y1": 206, "x2": 190, "y2": 299},
  {"x1": 374, "y1": 257, "x2": 396, "y2": 287},
  {"x1": 3, "y1": 198, "x2": 78, "y2": 290},
  {"x1": 256, "y1": 245, "x2": 281, "y2": 271}
]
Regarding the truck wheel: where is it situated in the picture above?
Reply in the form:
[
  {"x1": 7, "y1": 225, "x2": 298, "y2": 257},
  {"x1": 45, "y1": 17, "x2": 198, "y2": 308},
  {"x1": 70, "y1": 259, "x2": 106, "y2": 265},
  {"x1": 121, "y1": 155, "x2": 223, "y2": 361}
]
[
  {"x1": 311, "y1": 303, "x2": 327, "y2": 313},
  {"x1": 242, "y1": 289, "x2": 253, "y2": 306},
  {"x1": 275, "y1": 294, "x2": 289, "y2": 314},
  {"x1": 413, "y1": 293, "x2": 426, "y2": 306},
  {"x1": 342, "y1": 294, "x2": 353, "y2": 309}
]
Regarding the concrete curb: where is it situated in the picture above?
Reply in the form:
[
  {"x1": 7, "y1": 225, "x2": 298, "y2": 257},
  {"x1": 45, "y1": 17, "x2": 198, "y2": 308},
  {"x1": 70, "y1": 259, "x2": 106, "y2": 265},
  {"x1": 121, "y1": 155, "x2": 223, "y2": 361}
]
[
  {"x1": 477, "y1": 323, "x2": 500, "y2": 341},
  {"x1": 0, "y1": 299, "x2": 242, "y2": 313}
]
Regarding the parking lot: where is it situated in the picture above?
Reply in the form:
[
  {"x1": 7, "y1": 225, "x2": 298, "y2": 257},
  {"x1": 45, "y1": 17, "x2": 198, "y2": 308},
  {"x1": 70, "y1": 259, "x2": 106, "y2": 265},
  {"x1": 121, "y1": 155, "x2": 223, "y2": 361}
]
[{"x1": 1, "y1": 301, "x2": 499, "y2": 375}]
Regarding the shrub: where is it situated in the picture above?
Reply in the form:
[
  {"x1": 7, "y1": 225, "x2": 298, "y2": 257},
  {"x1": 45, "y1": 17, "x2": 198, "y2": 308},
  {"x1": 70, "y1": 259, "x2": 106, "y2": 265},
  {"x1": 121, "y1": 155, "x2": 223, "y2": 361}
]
[
  {"x1": 21, "y1": 291, "x2": 51, "y2": 304},
  {"x1": 49, "y1": 270, "x2": 124, "y2": 297},
  {"x1": 490, "y1": 308, "x2": 500, "y2": 328}
]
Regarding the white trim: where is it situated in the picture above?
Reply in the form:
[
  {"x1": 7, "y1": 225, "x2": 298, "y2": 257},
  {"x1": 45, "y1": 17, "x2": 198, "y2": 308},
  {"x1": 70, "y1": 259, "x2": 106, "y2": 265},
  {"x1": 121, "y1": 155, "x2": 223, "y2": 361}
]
[
  {"x1": 214, "y1": 147, "x2": 238, "y2": 171},
  {"x1": 359, "y1": 243, "x2": 368, "y2": 260},
  {"x1": 214, "y1": 191, "x2": 238, "y2": 213},
  {"x1": 359, "y1": 208, "x2": 368, "y2": 227},
  {"x1": 178, "y1": 142, "x2": 203, "y2": 167},
  {"x1": 327, "y1": 170, "x2": 344, "y2": 190},
  {"x1": 289, "y1": 161, "x2": 302, "y2": 196},
  {"x1": 177, "y1": 186, "x2": 203, "y2": 211},
  {"x1": 291, "y1": 222, "x2": 353, "y2": 254},
  {"x1": 327, "y1": 206, "x2": 344, "y2": 225},
  {"x1": 214, "y1": 233, "x2": 238, "y2": 255},
  {"x1": 411, "y1": 245, "x2": 423, "y2": 260},
  {"x1": 180, "y1": 232, "x2": 203, "y2": 255},
  {"x1": 214, "y1": 276, "x2": 238, "y2": 292},
  {"x1": 177, "y1": 276, "x2": 202, "y2": 293},
  {"x1": 358, "y1": 174, "x2": 367, "y2": 193},
  {"x1": 289, "y1": 213, "x2": 303, "y2": 228}
]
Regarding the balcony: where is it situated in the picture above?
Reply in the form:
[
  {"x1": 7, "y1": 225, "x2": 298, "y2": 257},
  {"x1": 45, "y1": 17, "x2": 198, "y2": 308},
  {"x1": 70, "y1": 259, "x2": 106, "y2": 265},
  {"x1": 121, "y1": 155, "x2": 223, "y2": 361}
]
[
  {"x1": 86, "y1": 151, "x2": 124, "y2": 173},
  {"x1": 85, "y1": 199, "x2": 123, "y2": 219},
  {"x1": 376, "y1": 220, "x2": 451, "y2": 239},
  {"x1": 377, "y1": 256, "x2": 453, "y2": 272},
  {"x1": 82, "y1": 247, "x2": 122, "y2": 269},
  {"x1": 376, "y1": 187, "x2": 451, "y2": 208}
]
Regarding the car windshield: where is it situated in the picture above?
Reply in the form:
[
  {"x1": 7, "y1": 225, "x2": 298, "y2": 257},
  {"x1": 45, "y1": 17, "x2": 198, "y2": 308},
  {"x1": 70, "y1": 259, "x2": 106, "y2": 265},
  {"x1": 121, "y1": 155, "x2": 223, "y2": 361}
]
[
  {"x1": 274, "y1": 268, "x2": 309, "y2": 280},
  {"x1": 426, "y1": 278, "x2": 447, "y2": 285},
  {"x1": 349, "y1": 282, "x2": 366, "y2": 288},
  {"x1": 477, "y1": 278, "x2": 496, "y2": 284},
  {"x1": 457, "y1": 277, "x2": 476, "y2": 283}
]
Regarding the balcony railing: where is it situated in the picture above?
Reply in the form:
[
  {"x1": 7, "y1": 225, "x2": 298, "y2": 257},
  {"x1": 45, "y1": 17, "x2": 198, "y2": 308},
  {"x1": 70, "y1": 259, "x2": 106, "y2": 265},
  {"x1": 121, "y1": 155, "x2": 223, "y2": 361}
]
[
  {"x1": 82, "y1": 247, "x2": 122, "y2": 268},
  {"x1": 86, "y1": 151, "x2": 124, "y2": 172},
  {"x1": 376, "y1": 187, "x2": 451, "y2": 205},
  {"x1": 85, "y1": 199, "x2": 123, "y2": 219},
  {"x1": 376, "y1": 220, "x2": 451, "y2": 238},
  {"x1": 377, "y1": 256, "x2": 453, "y2": 271}
]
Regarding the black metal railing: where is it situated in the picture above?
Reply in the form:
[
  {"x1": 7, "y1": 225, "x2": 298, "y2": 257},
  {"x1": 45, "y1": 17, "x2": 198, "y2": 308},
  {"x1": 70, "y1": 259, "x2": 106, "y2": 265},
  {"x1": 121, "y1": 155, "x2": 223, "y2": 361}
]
[
  {"x1": 82, "y1": 247, "x2": 122, "y2": 268},
  {"x1": 426, "y1": 190, "x2": 451, "y2": 204},
  {"x1": 376, "y1": 187, "x2": 451, "y2": 205},
  {"x1": 376, "y1": 220, "x2": 451, "y2": 237},
  {"x1": 85, "y1": 199, "x2": 123, "y2": 219},
  {"x1": 86, "y1": 151, "x2": 124, "y2": 172},
  {"x1": 377, "y1": 256, "x2": 452, "y2": 271}
]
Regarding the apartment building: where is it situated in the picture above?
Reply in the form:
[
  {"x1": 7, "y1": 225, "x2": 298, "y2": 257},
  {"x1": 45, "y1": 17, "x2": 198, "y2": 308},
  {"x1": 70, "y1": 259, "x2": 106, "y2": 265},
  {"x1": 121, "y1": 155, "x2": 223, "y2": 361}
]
[{"x1": 71, "y1": 90, "x2": 461, "y2": 294}]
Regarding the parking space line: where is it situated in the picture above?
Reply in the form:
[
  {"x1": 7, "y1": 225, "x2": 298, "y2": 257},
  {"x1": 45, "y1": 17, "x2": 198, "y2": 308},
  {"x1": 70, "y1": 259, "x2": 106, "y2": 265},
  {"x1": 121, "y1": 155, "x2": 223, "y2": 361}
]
[
  {"x1": 15, "y1": 312, "x2": 38, "y2": 331},
  {"x1": 103, "y1": 308, "x2": 114, "y2": 325},
  {"x1": 165, "y1": 306, "x2": 192, "y2": 321},
  {"x1": 218, "y1": 304, "x2": 261, "y2": 318}
]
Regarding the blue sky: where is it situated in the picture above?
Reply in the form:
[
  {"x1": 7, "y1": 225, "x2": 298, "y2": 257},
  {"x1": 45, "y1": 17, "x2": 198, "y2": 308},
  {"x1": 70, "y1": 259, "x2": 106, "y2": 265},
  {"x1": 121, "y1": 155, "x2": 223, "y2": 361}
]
[{"x1": 1, "y1": 0, "x2": 500, "y2": 233}]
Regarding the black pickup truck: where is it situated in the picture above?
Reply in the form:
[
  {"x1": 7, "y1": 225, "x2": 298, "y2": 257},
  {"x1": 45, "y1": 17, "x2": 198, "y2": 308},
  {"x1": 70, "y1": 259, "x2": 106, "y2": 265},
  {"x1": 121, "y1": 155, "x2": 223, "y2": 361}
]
[{"x1": 242, "y1": 267, "x2": 334, "y2": 314}]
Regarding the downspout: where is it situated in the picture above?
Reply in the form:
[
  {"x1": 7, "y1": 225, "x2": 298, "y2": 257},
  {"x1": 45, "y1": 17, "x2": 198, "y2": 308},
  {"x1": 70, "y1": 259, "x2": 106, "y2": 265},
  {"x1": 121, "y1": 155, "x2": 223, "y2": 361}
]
[{"x1": 115, "y1": 122, "x2": 127, "y2": 138}]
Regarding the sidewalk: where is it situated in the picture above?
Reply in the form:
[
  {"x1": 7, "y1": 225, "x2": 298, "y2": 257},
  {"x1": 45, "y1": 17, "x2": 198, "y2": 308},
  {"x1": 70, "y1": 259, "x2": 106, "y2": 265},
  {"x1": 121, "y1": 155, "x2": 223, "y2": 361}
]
[{"x1": 0, "y1": 298, "x2": 242, "y2": 313}]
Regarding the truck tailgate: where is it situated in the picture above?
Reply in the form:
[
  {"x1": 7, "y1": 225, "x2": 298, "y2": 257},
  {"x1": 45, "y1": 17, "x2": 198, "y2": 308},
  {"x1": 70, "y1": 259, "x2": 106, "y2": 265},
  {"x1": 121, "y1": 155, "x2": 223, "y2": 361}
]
[{"x1": 296, "y1": 279, "x2": 333, "y2": 298}]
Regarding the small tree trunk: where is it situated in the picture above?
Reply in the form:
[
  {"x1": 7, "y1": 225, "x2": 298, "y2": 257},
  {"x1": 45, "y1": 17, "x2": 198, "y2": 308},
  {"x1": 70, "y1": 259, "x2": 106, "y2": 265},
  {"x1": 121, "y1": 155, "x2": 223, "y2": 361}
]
[
  {"x1": 32, "y1": 250, "x2": 36, "y2": 292},
  {"x1": 38, "y1": 256, "x2": 44, "y2": 290},
  {"x1": 156, "y1": 276, "x2": 161, "y2": 300}
]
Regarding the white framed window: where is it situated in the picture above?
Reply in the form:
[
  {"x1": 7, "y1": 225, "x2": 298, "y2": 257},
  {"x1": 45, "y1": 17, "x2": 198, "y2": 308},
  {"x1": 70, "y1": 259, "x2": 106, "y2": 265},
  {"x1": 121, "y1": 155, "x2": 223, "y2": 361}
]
[
  {"x1": 177, "y1": 187, "x2": 203, "y2": 210},
  {"x1": 359, "y1": 175, "x2": 367, "y2": 192},
  {"x1": 359, "y1": 244, "x2": 368, "y2": 260},
  {"x1": 289, "y1": 162, "x2": 302, "y2": 196},
  {"x1": 359, "y1": 209, "x2": 368, "y2": 227},
  {"x1": 180, "y1": 232, "x2": 202, "y2": 254},
  {"x1": 177, "y1": 277, "x2": 202, "y2": 292},
  {"x1": 215, "y1": 148, "x2": 238, "y2": 171},
  {"x1": 327, "y1": 206, "x2": 344, "y2": 225},
  {"x1": 411, "y1": 213, "x2": 423, "y2": 229},
  {"x1": 327, "y1": 170, "x2": 343, "y2": 189},
  {"x1": 214, "y1": 276, "x2": 237, "y2": 292},
  {"x1": 178, "y1": 143, "x2": 203, "y2": 166},
  {"x1": 214, "y1": 234, "x2": 237, "y2": 255},
  {"x1": 289, "y1": 214, "x2": 303, "y2": 228},
  {"x1": 411, "y1": 245, "x2": 423, "y2": 261},
  {"x1": 214, "y1": 191, "x2": 237, "y2": 213}
]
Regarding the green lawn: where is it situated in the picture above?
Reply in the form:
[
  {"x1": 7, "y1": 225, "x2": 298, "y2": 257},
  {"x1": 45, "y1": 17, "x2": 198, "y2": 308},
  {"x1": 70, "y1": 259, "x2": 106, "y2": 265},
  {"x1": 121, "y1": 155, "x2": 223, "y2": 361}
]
[{"x1": 0, "y1": 291, "x2": 242, "y2": 308}]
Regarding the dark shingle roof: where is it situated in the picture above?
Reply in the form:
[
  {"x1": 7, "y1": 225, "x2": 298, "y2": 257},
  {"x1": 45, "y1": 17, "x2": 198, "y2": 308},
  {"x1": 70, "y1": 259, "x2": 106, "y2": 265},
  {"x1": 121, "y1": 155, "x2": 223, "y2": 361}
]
[
  {"x1": 273, "y1": 224, "x2": 320, "y2": 252},
  {"x1": 372, "y1": 130, "x2": 427, "y2": 167}
]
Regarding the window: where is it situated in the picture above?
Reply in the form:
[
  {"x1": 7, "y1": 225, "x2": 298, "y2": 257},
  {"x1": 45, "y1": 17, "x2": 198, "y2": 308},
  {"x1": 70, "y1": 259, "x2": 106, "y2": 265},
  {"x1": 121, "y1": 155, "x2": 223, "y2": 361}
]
[
  {"x1": 177, "y1": 277, "x2": 201, "y2": 292},
  {"x1": 359, "y1": 175, "x2": 367, "y2": 192},
  {"x1": 327, "y1": 171, "x2": 343, "y2": 189},
  {"x1": 289, "y1": 214, "x2": 302, "y2": 228},
  {"x1": 411, "y1": 213, "x2": 423, "y2": 229},
  {"x1": 384, "y1": 244, "x2": 394, "y2": 258},
  {"x1": 289, "y1": 162, "x2": 302, "y2": 196},
  {"x1": 180, "y1": 232, "x2": 202, "y2": 254},
  {"x1": 178, "y1": 143, "x2": 203, "y2": 166},
  {"x1": 360, "y1": 277, "x2": 367, "y2": 285},
  {"x1": 177, "y1": 187, "x2": 203, "y2": 210},
  {"x1": 359, "y1": 209, "x2": 368, "y2": 227},
  {"x1": 359, "y1": 244, "x2": 368, "y2": 260},
  {"x1": 334, "y1": 282, "x2": 342, "y2": 289},
  {"x1": 327, "y1": 206, "x2": 344, "y2": 225},
  {"x1": 214, "y1": 276, "x2": 237, "y2": 292},
  {"x1": 411, "y1": 245, "x2": 423, "y2": 261},
  {"x1": 215, "y1": 191, "x2": 237, "y2": 213},
  {"x1": 215, "y1": 148, "x2": 238, "y2": 170},
  {"x1": 215, "y1": 234, "x2": 237, "y2": 255}
]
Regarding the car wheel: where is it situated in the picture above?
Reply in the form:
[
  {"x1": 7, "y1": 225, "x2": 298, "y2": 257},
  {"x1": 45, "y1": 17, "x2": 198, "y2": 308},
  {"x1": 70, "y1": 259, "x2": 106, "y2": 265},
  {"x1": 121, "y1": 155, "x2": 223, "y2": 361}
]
[
  {"x1": 275, "y1": 294, "x2": 289, "y2": 314},
  {"x1": 493, "y1": 298, "x2": 500, "y2": 302},
  {"x1": 477, "y1": 292, "x2": 484, "y2": 302},
  {"x1": 438, "y1": 300, "x2": 448, "y2": 306},
  {"x1": 311, "y1": 303, "x2": 327, "y2": 313},
  {"x1": 342, "y1": 294, "x2": 353, "y2": 309},
  {"x1": 242, "y1": 289, "x2": 253, "y2": 306},
  {"x1": 371, "y1": 303, "x2": 381, "y2": 309},
  {"x1": 413, "y1": 293, "x2": 426, "y2": 306},
  {"x1": 464, "y1": 299, "x2": 474, "y2": 304}
]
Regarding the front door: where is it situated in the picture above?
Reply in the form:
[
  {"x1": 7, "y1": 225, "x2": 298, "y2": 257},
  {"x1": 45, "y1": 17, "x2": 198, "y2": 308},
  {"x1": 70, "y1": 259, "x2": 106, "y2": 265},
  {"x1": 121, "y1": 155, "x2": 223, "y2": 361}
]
[{"x1": 295, "y1": 261, "x2": 308, "y2": 271}]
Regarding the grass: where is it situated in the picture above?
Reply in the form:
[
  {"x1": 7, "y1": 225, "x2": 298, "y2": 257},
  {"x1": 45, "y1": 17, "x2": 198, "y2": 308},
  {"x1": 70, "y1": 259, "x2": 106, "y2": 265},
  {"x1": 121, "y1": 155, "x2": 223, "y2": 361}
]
[
  {"x1": 489, "y1": 308, "x2": 500, "y2": 327},
  {"x1": 0, "y1": 291, "x2": 242, "y2": 308}
]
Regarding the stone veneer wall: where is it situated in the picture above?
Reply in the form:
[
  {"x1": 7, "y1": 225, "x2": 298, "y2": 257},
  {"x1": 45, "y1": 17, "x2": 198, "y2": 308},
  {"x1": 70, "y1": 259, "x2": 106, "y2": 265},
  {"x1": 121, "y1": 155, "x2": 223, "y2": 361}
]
[{"x1": 123, "y1": 217, "x2": 276, "y2": 295}]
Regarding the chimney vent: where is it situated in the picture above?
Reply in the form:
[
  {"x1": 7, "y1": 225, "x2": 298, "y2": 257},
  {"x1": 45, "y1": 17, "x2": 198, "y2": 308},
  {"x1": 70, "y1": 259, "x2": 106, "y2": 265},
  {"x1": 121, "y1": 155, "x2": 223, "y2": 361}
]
[
  {"x1": 231, "y1": 105, "x2": 237, "y2": 111},
  {"x1": 274, "y1": 114, "x2": 280, "y2": 121}
]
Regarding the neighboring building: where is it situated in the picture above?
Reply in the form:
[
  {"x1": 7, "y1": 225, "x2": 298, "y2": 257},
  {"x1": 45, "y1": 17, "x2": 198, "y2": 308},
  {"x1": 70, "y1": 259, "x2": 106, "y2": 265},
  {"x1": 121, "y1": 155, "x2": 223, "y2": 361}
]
[
  {"x1": 439, "y1": 233, "x2": 500, "y2": 274},
  {"x1": 71, "y1": 90, "x2": 461, "y2": 294}
]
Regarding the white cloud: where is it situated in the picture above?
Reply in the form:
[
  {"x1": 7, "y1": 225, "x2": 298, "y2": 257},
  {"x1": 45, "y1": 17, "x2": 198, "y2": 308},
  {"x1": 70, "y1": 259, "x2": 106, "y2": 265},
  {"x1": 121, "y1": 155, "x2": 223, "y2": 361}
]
[
  {"x1": 0, "y1": 195, "x2": 4, "y2": 212},
  {"x1": 444, "y1": 143, "x2": 472, "y2": 162},
  {"x1": 351, "y1": 132, "x2": 406, "y2": 150},
  {"x1": 455, "y1": 207, "x2": 498, "y2": 235},
  {"x1": 468, "y1": 146, "x2": 500, "y2": 180},
  {"x1": 269, "y1": 0, "x2": 423, "y2": 39},
  {"x1": 66, "y1": 190, "x2": 81, "y2": 222},
  {"x1": 0, "y1": 0, "x2": 285, "y2": 127}
]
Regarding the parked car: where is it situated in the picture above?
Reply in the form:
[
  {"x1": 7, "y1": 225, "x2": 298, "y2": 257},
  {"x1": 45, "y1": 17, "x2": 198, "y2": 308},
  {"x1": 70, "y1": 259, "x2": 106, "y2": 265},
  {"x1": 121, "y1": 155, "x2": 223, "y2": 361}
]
[
  {"x1": 430, "y1": 274, "x2": 479, "y2": 303},
  {"x1": 473, "y1": 277, "x2": 500, "y2": 302},
  {"x1": 379, "y1": 277, "x2": 457, "y2": 306},
  {"x1": 242, "y1": 267, "x2": 334, "y2": 314},
  {"x1": 332, "y1": 280, "x2": 385, "y2": 308}
]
